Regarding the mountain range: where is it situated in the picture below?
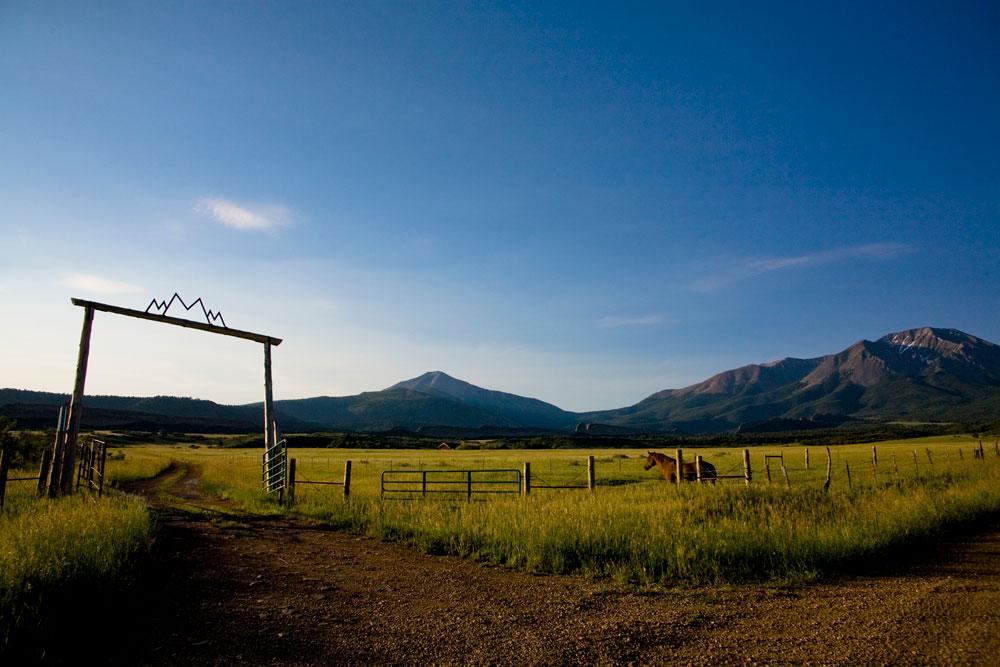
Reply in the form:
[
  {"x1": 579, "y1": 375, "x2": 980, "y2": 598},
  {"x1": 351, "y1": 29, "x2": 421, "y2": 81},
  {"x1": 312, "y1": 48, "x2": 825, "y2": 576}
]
[{"x1": 3, "y1": 327, "x2": 999, "y2": 434}]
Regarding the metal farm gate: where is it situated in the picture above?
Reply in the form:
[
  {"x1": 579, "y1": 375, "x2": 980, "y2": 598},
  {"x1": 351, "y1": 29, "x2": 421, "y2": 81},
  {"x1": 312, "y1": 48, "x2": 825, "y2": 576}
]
[{"x1": 381, "y1": 468, "x2": 522, "y2": 500}]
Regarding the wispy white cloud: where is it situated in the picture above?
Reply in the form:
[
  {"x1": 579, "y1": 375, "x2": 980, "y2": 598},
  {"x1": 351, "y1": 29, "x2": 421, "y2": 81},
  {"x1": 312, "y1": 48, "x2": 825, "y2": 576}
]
[
  {"x1": 195, "y1": 197, "x2": 291, "y2": 232},
  {"x1": 691, "y1": 243, "x2": 915, "y2": 292},
  {"x1": 62, "y1": 273, "x2": 143, "y2": 295},
  {"x1": 597, "y1": 314, "x2": 664, "y2": 328}
]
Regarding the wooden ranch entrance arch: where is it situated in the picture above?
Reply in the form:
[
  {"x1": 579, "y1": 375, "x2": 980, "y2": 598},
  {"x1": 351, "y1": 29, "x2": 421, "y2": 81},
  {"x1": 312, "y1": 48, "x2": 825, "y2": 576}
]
[{"x1": 47, "y1": 296, "x2": 286, "y2": 498}]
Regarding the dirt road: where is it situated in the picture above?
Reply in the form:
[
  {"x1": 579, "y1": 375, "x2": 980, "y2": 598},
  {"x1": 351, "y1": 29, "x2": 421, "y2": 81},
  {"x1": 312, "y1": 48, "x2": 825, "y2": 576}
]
[{"x1": 110, "y1": 463, "x2": 1000, "y2": 666}]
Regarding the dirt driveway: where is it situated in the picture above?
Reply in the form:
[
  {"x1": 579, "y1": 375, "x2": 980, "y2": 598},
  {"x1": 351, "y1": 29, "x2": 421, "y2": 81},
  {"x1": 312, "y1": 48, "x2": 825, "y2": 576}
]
[{"x1": 109, "y1": 463, "x2": 1000, "y2": 666}]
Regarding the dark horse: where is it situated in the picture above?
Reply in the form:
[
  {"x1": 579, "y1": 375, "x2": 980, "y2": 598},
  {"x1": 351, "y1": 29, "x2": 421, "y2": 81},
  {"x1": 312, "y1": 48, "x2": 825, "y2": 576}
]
[{"x1": 644, "y1": 451, "x2": 717, "y2": 483}]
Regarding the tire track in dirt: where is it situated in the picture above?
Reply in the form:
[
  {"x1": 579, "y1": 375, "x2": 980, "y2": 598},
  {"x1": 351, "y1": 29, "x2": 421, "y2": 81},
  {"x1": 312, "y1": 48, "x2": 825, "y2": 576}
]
[{"x1": 113, "y1": 464, "x2": 1000, "y2": 666}]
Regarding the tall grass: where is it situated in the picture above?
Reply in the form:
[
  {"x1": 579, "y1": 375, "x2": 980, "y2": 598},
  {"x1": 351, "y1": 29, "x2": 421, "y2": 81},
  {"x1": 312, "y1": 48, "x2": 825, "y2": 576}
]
[
  {"x1": 106, "y1": 437, "x2": 1000, "y2": 584},
  {"x1": 0, "y1": 483, "x2": 153, "y2": 654},
  {"x1": 294, "y1": 465, "x2": 1000, "y2": 584}
]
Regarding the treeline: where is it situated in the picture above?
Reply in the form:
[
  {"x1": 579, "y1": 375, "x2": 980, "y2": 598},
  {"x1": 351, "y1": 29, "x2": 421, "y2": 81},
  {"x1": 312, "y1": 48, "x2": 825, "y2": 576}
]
[{"x1": 9, "y1": 419, "x2": 998, "y2": 457}]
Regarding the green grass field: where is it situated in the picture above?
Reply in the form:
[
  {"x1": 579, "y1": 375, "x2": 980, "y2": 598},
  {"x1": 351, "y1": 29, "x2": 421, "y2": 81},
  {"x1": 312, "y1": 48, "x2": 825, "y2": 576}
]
[
  {"x1": 3, "y1": 433, "x2": 998, "y2": 656},
  {"x1": 101, "y1": 434, "x2": 1000, "y2": 584},
  {"x1": 0, "y1": 470, "x2": 155, "y2": 654}
]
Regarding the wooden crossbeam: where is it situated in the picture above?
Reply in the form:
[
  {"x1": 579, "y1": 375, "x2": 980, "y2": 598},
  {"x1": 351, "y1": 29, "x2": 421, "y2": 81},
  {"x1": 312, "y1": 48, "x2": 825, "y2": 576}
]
[{"x1": 71, "y1": 298, "x2": 282, "y2": 345}]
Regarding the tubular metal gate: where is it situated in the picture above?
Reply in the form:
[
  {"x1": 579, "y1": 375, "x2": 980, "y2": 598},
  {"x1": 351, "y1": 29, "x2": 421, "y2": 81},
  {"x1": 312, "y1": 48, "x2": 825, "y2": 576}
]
[
  {"x1": 262, "y1": 438, "x2": 288, "y2": 495},
  {"x1": 381, "y1": 469, "x2": 521, "y2": 500}
]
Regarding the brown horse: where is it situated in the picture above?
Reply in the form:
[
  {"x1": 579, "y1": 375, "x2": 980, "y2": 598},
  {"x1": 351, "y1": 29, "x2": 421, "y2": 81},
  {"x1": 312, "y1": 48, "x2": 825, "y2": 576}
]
[{"x1": 643, "y1": 451, "x2": 717, "y2": 483}]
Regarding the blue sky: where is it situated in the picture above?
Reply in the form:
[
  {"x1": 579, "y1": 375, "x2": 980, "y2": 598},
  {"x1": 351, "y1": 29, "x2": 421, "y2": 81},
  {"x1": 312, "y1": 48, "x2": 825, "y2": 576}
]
[{"x1": 1, "y1": 1, "x2": 998, "y2": 411}]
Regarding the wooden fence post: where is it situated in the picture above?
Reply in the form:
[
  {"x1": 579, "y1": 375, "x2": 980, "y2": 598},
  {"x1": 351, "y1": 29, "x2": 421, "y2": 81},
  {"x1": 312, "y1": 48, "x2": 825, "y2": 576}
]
[
  {"x1": 845, "y1": 462, "x2": 852, "y2": 491},
  {"x1": 587, "y1": 456, "x2": 595, "y2": 492},
  {"x1": 780, "y1": 460, "x2": 791, "y2": 489},
  {"x1": 871, "y1": 445, "x2": 879, "y2": 485},
  {"x1": 97, "y1": 440, "x2": 107, "y2": 498},
  {"x1": 994, "y1": 439, "x2": 999, "y2": 457},
  {"x1": 979, "y1": 441, "x2": 986, "y2": 461},
  {"x1": 47, "y1": 405, "x2": 66, "y2": 497},
  {"x1": 743, "y1": 449, "x2": 752, "y2": 486},
  {"x1": 823, "y1": 447, "x2": 832, "y2": 493},
  {"x1": 675, "y1": 449, "x2": 684, "y2": 484},
  {"x1": 287, "y1": 458, "x2": 296, "y2": 505},
  {"x1": 764, "y1": 456, "x2": 772, "y2": 484},
  {"x1": 913, "y1": 449, "x2": 919, "y2": 472},
  {"x1": 523, "y1": 462, "x2": 531, "y2": 496},
  {"x1": 0, "y1": 445, "x2": 9, "y2": 511},
  {"x1": 37, "y1": 449, "x2": 52, "y2": 496},
  {"x1": 695, "y1": 455, "x2": 703, "y2": 483},
  {"x1": 925, "y1": 449, "x2": 933, "y2": 465},
  {"x1": 467, "y1": 470, "x2": 473, "y2": 501},
  {"x1": 804, "y1": 448, "x2": 810, "y2": 470},
  {"x1": 343, "y1": 460, "x2": 352, "y2": 500},
  {"x1": 959, "y1": 449, "x2": 964, "y2": 461}
]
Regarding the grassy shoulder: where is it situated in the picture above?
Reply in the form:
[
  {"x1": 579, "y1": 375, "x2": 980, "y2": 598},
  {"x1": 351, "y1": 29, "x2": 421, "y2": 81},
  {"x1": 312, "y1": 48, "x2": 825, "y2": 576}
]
[
  {"x1": 291, "y1": 465, "x2": 1000, "y2": 585},
  {"x1": 104, "y1": 438, "x2": 1000, "y2": 585},
  {"x1": 0, "y1": 480, "x2": 154, "y2": 658}
]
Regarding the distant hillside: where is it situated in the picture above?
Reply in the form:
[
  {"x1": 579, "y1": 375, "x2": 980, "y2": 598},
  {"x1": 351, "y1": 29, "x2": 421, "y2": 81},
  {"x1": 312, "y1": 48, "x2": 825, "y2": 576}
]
[
  {"x1": 389, "y1": 371, "x2": 577, "y2": 429},
  {"x1": 583, "y1": 327, "x2": 1000, "y2": 432},
  {"x1": 273, "y1": 387, "x2": 525, "y2": 432},
  {"x1": 0, "y1": 388, "x2": 310, "y2": 432},
  {"x1": 4, "y1": 327, "x2": 999, "y2": 434}
]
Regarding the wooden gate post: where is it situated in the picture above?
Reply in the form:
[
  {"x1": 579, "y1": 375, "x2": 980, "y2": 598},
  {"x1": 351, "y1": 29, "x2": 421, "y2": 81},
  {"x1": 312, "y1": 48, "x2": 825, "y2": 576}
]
[
  {"x1": 0, "y1": 445, "x2": 10, "y2": 510},
  {"x1": 743, "y1": 448, "x2": 751, "y2": 486},
  {"x1": 60, "y1": 306, "x2": 95, "y2": 494},
  {"x1": 523, "y1": 462, "x2": 531, "y2": 495},
  {"x1": 823, "y1": 447, "x2": 832, "y2": 493},
  {"x1": 675, "y1": 449, "x2": 684, "y2": 484},
  {"x1": 695, "y1": 455, "x2": 703, "y2": 482},
  {"x1": 780, "y1": 460, "x2": 790, "y2": 489},
  {"x1": 587, "y1": 456, "x2": 595, "y2": 492},
  {"x1": 343, "y1": 460, "x2": 352, "y2": 500},
  {"x1": 287, "y1": 458, "x2": 296, "y2": 504},
  {"x1": 263, "y1": 340, "x2": 275, "y2": 458}
]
